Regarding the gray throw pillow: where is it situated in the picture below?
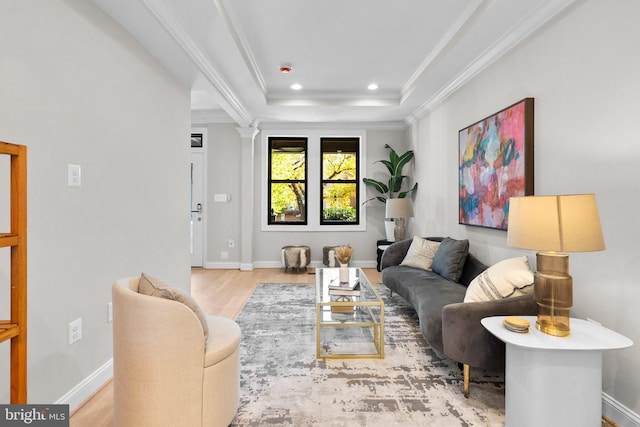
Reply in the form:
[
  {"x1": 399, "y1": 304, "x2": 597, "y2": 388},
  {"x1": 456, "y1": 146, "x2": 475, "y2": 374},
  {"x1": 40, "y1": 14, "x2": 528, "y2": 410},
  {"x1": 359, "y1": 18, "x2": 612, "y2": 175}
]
[{"x1": 431, "y1": 237, "x2": 470, "y2": 282}]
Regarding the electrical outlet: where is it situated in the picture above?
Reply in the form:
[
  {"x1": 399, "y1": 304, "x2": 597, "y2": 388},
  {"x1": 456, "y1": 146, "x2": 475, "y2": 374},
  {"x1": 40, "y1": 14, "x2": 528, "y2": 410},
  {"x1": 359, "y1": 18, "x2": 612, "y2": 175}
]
[
  {"x1": 68, "y1": 318, "x2": 82, "y2": 345},
  {"x1": 221, "y1": 251, "x2": 229, "y2": 259},
  {"x1": 107, "y1": 302, "x2": 113, "y2": 323},
  {"x1": 228, "y1": 239, "x2": 235, "y2": 248}
]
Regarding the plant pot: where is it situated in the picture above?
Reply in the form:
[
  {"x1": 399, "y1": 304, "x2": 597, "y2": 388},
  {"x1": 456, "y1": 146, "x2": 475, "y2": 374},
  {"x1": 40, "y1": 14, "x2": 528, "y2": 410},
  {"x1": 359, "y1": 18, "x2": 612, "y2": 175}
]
[{"x1": 384, "y1": 220, "x2": 396, "y2": 242}]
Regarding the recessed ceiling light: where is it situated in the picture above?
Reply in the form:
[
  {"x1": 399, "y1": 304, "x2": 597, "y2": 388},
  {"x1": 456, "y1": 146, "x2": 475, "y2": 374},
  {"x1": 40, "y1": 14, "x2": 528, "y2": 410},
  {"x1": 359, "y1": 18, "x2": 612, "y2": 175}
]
[
  {"x1": 368, "y1": 83, "x2": 379, "y2": 91},
  {"x1": 290, "y1": 83, "x2": 303, "y2": 90}
]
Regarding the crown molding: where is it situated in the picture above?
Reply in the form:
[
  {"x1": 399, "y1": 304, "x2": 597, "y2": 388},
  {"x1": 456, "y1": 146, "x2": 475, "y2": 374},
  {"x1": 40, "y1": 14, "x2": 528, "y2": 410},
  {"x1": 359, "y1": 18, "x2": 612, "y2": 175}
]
[
  {"x1": 409, "y1": 0, "x2": 577, "y2": 120},
  {"x1": 257, "y1": 121, "x2": 407, "y2": 131},
  {"x1": 266, "y1": 94, "x2": 401, "y2": 107},
  {"x1": 402, "y1": 0, "x2": 485, "y2": 101},
  {"x1": 140, "y1": 0, "x2": 254, "y2": 127},
  {"x1": 236, "y1": 126, "x2": 260, "y2": 139},
  {"x1": 213, "y1": 0, "x2": 267, "y2": 97}
]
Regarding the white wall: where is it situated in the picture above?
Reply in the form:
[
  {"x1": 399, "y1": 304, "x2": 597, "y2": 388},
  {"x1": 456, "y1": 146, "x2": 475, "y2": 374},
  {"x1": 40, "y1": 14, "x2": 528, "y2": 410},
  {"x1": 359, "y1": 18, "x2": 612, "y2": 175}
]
[
  {"x1": 0, "y1": 0, "x2": 191, "y2": 404},
  {"x1": 413, "y1": 0, "x2": 640, "y2": 416}
]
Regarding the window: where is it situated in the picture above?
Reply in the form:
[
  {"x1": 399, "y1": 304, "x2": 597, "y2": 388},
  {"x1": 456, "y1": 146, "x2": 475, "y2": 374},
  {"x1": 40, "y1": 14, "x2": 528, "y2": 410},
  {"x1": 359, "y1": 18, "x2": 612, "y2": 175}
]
[
  {"x1": 268, "y1": 137, "x2": 307, "y2": 225},
  {"x1": 190, "y1": 133, "x2": 203, "y2": 148},
  {"x1": 321, "y1": 137, "x2": 359, "y2": 225},
  {"x1": 261, "y1": 130, "x2": 366, "y2": 232}
]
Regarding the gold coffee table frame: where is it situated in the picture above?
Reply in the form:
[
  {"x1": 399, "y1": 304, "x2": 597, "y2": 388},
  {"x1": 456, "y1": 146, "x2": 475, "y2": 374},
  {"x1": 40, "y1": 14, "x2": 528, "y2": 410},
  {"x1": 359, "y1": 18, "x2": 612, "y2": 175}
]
[{"x1": 315, "y1": 267, "x2": 384, "y2": 359}]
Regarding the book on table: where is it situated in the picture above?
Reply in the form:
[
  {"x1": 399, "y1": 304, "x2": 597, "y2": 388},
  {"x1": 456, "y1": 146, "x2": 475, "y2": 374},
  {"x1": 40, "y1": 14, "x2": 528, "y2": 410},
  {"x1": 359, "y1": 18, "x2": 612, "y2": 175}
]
[
  {"x1": 331, "y1": 295, "x2": 356, "y2": 313},
  {"x1": 328, "y1": 282, "x2": 360, "y2": 296},
  {"x1": 328, "y1": 275, "x2": 359, "y2": 290}
]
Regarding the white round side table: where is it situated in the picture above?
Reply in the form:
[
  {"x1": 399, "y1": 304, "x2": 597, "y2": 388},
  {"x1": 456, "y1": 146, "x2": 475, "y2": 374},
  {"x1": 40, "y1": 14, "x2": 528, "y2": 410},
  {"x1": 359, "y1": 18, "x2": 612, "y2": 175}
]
[{"x1": 482, "y1": 316, "x2": 633, "y2": 427}]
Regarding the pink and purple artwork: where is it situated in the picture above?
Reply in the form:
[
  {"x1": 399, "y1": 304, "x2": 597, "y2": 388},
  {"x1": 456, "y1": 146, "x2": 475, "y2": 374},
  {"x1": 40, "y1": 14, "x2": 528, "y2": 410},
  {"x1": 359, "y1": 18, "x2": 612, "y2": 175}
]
[{"x1": 459, "y1": 98, "x2": 534, "y2": 230}]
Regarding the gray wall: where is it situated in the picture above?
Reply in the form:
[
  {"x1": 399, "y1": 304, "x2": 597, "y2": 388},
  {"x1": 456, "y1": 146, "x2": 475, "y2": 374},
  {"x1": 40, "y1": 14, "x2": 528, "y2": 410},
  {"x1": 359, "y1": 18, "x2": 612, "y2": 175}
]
[
  {"x1": 0, "y1": 0, "x2": 191, "y2": 404},
  {"x1": 412, "y1": 0, "x2": 640, "y2": 415},
  {"x1": 204, "y1": 123, "x2": 243, "y2": 266},
  {"x1": 200, "y1": 126, "x2": 410, "y2": 268}
]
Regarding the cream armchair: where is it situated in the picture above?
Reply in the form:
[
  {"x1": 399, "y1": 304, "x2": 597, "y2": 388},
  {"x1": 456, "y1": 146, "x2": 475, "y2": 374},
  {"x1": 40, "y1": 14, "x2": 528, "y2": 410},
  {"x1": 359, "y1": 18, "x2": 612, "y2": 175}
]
[{"x1": 112, "y1": 277, "x2": 241, "y2": 427}]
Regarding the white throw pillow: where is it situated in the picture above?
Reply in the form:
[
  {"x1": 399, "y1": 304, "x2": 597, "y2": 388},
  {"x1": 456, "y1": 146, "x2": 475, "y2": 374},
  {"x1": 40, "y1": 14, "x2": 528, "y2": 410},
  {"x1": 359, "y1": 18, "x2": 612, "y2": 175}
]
[
  {"x1": 400, "y1": 236, "x2": 441, "y2": 271},
  {"x1": 464, "y1": 256, "x2": 534, "y2": 303}
]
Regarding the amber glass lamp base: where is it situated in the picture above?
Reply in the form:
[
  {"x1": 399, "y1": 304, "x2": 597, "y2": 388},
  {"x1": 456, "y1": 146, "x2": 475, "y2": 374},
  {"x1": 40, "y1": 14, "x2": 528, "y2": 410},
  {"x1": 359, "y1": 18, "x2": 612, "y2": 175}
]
[{"x1": 534, "y1": 252, "x2": 572, "y2": 337}]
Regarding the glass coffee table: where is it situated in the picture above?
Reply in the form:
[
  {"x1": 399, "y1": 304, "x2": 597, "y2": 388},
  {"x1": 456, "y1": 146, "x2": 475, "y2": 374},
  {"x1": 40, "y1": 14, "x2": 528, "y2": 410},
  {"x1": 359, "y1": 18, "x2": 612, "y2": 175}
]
[{"x1": 315, "y1": 267, "x2": 384, "y2": 359}]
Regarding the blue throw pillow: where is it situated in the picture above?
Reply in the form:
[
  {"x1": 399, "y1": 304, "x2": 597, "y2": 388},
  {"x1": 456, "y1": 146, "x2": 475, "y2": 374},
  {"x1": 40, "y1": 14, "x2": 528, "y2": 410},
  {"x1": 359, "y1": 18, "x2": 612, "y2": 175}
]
[{"x1": 431, "y1": 237, "x2": 470, "y2": 282}]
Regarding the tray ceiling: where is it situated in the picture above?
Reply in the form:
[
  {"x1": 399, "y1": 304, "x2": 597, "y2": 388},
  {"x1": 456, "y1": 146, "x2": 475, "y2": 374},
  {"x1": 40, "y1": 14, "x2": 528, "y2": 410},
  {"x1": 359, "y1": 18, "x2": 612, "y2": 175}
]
[{"x1": 92, "y1": 0, "x2": 575, "y2": 127}]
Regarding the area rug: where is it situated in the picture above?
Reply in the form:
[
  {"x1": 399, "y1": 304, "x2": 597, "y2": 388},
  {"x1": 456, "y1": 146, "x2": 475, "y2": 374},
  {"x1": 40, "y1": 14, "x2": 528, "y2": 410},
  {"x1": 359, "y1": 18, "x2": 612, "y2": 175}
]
[{"x1": 230, "y1": 282, "x2": 505, "y2": 426}]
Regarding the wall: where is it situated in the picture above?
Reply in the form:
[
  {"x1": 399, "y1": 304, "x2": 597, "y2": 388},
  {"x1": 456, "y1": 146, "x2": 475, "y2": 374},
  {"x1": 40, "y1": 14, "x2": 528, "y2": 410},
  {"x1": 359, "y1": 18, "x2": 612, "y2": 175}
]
[
  {"x1": 0, "y1": 0, "x2": 191, "y2": 405},
  {"x1": 413, "y1": 0, "x2": 640, "y2": 417},
  {"x1": 204, "y1": 123, "x2": 242, "y2": 266},
  {"x1": 201, "y1": 127, "x2": 408, "y2": 268}
]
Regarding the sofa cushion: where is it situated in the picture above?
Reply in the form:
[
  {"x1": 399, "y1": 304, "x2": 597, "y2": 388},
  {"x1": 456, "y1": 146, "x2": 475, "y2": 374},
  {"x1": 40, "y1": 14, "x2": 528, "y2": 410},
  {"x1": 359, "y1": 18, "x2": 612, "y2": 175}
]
[
  {"x1": 400, "y1": 236, "x2": 441, "y2": 271},
  {"x1": 138, "y1": 273, "x2": 209, "y2": 341},
  {"x1": 431, "y1": 238, "x2": 470, "y2": 282},
  {"x1": 464, "y1": 256, "x2": 534, "y2": 302},
  {"x1": 411, "y1": 279, "x2": 467, "y2": 354}
]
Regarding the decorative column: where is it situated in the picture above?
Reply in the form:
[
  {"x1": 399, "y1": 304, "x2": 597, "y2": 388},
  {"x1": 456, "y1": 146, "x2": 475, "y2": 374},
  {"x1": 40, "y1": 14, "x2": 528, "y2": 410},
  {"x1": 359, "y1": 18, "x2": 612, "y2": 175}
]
[{"x1": 236, "y1": 127, "x2": 259, "y2": 271}]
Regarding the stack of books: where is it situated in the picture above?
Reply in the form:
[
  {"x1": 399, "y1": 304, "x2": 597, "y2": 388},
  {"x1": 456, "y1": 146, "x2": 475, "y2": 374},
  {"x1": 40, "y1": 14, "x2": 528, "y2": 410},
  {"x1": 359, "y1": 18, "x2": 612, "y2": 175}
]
[
  {"x1": 328, "y1": 279, "x2": 360, "y2": 296},
  {"x1": 328, "y1": 278, "x2": 360, "y2": 313}
]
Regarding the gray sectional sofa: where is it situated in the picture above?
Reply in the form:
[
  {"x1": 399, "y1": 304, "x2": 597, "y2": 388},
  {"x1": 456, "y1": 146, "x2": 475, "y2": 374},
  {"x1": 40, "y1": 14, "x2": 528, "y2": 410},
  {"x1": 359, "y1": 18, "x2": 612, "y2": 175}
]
[{"x1": 380, "y1": 236, "x2": 537, "y2": 397}]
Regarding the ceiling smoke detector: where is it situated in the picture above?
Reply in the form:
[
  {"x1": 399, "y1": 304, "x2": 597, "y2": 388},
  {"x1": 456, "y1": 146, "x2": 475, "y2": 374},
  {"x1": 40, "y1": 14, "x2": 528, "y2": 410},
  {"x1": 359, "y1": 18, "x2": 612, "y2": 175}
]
[{"x1": 279, "y1": 64, "x2": 293, "y2": 73}]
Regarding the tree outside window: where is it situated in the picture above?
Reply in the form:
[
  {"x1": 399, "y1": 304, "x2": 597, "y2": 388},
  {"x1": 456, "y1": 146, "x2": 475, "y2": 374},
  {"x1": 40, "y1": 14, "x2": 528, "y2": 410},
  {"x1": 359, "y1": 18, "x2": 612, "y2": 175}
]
[
  {"x1": 268, "y1": 137, "x2": 307, "y2": 224},
  {"x1": 321, "y1": 138, "x2": 359, "y2": 225}
]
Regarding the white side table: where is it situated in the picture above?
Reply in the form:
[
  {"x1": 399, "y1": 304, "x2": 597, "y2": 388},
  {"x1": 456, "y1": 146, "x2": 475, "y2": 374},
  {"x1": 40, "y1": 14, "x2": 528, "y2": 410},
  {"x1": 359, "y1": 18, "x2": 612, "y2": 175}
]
[{"x1": 482, "y1": 316, "x2": 632, "y2": 427}]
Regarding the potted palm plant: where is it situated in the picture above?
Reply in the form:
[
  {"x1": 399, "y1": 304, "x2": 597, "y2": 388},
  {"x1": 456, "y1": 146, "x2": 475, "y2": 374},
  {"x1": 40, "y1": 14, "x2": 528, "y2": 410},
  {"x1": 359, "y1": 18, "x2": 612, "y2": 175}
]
[{"x1": 363, "y1": 144, "x2": 418, "y2": 241}]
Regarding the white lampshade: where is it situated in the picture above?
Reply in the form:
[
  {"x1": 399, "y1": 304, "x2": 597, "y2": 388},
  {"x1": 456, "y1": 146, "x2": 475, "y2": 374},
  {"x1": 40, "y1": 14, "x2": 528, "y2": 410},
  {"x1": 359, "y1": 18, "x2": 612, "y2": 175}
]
[
  {"x1": 385, "y1": 198, "x2": 414, "y2": 219},
  {"x1": 507, "y1": 194, "x2": 605, "y2": 253}
]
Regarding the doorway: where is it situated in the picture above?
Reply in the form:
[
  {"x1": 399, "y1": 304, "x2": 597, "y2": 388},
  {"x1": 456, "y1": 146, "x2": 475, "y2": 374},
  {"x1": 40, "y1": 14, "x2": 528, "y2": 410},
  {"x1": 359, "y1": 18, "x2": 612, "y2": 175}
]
[{"x1": 190, "y1": 129, "x2": 207, "y2": 267}]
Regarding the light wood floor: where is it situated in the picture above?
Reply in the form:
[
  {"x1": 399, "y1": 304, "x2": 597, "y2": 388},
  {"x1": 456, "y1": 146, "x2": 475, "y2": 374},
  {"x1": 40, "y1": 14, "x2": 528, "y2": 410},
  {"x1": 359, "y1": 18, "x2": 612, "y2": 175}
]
[{"x1": 69, "y1": 267, "x2": 381, "y2": 427}]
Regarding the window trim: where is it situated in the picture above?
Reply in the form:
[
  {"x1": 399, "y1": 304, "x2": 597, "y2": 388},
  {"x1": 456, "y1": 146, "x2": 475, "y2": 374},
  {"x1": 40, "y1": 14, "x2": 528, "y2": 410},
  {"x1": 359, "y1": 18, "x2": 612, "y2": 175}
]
[
  {"x1": 267, "y1": 136, "x2": 308, "y2": 226},
  {"x1": 320, "y1": 137, "x2": 360, "y2": 226},
  {"x1": 261, "y1": 129, "x2": 366, "y2": 232}
]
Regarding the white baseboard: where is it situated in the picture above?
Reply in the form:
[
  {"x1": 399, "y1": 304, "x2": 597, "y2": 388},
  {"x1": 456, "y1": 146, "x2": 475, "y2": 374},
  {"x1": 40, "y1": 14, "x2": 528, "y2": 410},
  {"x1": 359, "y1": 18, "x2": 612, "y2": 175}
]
[
  {"x1": 603, "y1": 392, "x2": 640, "y2": 427},
  {"x1": 204, "y1": 261, "x2": 241, "y2": 269},
  {"x1": 209, "y1": 260, "x2": 379, "y2": 270},
  {"x1": 56, "y1": 359, "x2": 113, "y2": 412},
  {"x1": 240, "y1": 262, "x2": 255, "y2": 271}
]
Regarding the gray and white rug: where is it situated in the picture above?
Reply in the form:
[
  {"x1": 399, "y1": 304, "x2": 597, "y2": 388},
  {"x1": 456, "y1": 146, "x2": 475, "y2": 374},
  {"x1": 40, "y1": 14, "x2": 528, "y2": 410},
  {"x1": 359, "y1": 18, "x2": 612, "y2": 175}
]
[{"x1": 231, "y1": 283, "x2": 505, "y2": 426}]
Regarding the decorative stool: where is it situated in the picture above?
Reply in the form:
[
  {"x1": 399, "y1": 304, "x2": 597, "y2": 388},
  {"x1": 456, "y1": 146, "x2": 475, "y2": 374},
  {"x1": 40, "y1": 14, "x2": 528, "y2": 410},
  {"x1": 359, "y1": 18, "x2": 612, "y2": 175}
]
[
  {"x1": 281, "y1": 246, "x2": 311, "y2": 273},
  {"x1": 322, "y1": 246, "x2": 340, "y2": 267}
]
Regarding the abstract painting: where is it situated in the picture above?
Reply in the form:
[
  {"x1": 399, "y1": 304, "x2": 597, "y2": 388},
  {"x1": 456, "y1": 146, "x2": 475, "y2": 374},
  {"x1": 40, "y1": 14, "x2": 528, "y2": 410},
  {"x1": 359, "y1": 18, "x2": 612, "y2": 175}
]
[{"x1": 459, "y1": 98, "x2": 534, "y2": 230}]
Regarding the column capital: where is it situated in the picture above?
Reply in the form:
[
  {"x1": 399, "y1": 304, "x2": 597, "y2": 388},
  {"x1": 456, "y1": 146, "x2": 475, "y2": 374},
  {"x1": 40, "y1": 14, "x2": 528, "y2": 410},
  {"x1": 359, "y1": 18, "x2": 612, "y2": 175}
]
[{"x1": 235, "y1": 126, "x2": 259, "y2": 140}]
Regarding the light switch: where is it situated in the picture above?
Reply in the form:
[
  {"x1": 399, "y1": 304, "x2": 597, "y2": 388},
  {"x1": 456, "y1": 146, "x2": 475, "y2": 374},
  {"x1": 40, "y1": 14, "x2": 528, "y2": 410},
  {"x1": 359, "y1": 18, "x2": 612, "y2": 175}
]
[
  {"x1": 68, "y1": 164, "x2": 81, "y2": 187},
  {"x1": 214, "y1": 194, "x2": 229, "y2": 202}
]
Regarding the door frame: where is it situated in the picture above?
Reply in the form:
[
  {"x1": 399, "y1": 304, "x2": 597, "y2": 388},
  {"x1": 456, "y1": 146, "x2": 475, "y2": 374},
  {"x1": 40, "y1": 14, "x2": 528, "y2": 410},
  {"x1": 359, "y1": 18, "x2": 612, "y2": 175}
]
[{"x1": 191, "y1": 127, "x2": 208, "y2": 267}]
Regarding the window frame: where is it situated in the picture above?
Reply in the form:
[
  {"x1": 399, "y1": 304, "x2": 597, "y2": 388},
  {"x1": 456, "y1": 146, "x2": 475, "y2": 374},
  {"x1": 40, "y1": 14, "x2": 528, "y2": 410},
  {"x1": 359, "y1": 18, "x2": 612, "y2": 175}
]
[
  {"x1": 261, "y1": 129, "x2": 366, "y2": 232},
  {"x1": 320, "y1": 137, "x2": 360, "y2": 226},
  {"x1": 267, "y1": 136, "x2": 308, "y2": 226}
]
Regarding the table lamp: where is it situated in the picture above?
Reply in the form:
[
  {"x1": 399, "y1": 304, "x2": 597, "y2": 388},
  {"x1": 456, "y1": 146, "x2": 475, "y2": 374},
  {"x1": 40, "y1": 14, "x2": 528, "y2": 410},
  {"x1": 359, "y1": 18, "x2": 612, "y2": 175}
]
[
  {"x1": 507, "y1": 194, "x2": 605, "y2": 337},
  {"x1": 385, "y1": 198, "x2": 414, "y2": 241}
]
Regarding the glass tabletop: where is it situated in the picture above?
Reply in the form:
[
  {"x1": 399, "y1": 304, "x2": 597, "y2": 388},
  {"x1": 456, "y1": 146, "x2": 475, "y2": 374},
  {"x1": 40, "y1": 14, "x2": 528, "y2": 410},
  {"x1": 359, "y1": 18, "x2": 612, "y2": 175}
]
[
  {"x1": 315, "y1": 267, "x2": 381, "y2": 305},
  {"x1": 315, "y1": 267, "x2": 384, "y2": 358}
]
